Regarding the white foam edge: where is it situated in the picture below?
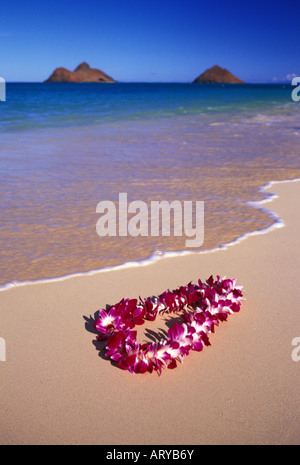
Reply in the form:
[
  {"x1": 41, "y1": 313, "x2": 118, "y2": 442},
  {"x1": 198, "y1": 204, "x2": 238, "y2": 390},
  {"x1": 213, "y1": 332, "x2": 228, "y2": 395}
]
[{"x1": 1, "y1": 177, "x2": 300, "y2": 292}]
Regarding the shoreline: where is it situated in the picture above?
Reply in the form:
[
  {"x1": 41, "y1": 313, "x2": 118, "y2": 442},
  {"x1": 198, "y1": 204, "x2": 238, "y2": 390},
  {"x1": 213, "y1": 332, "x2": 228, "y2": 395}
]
[
  {"x1": 1, "y1": 177, "x2": 299, "y2": 293},
  {"x1": 1, "y1": 178, "x2": 299, "y2": 444}
]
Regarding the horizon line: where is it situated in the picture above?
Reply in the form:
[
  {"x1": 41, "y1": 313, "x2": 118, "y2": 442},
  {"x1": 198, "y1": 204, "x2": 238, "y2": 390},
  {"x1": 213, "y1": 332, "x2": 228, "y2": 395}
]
[{"x1": 3, "y1": 80, "x2": 293, "y2": 85}]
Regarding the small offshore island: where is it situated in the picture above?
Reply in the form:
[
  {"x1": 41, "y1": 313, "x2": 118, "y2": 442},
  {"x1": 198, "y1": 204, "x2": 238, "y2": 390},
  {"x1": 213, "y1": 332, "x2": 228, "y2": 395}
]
[
  {"x1": 44, "y1": 63, "x2": 244, "y2": 84},
  {"x1": 45, "y1": 62, "x2": 116, "y2": 83},
  {"x1": 193, "y1": 65, "x2": 244, "y2": 83}
]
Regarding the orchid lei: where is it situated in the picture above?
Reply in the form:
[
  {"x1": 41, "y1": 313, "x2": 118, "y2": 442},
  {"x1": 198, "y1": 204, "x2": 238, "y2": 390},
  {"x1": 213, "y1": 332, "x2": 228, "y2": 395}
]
[{"x1": 94, "y1": 275, "x2": 244, "y2": 375}]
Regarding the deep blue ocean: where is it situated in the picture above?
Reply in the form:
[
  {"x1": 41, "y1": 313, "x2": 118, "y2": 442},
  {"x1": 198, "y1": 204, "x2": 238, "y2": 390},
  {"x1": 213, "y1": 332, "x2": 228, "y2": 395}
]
[{"x1": 2, "y1": 82, "x2": 298, "y2": 132}]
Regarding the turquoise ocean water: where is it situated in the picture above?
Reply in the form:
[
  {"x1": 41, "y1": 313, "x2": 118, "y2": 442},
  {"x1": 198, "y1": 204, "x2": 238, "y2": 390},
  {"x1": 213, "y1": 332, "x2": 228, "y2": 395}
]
[{"x1": 1, "y1": 83, "x2": 300, "y2": 287}]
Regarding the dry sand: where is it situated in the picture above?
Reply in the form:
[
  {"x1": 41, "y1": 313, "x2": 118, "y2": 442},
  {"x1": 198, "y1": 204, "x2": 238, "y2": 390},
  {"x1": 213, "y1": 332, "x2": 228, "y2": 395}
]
[{"x1": 0, "y1": 180, "x2": 299, "y2": 445}]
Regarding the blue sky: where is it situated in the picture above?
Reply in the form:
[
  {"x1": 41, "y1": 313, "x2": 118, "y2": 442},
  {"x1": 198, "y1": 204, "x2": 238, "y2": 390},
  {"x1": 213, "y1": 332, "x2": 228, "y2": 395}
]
[{"x1": 1, "y1": 0, "x2": 299, "y2": 83}]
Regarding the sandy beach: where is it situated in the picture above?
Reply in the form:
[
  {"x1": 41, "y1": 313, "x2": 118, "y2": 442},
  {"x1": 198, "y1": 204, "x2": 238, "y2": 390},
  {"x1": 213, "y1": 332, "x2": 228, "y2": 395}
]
[{"x1": 0, "y1": 179, "x2": 299, "y2": 445}]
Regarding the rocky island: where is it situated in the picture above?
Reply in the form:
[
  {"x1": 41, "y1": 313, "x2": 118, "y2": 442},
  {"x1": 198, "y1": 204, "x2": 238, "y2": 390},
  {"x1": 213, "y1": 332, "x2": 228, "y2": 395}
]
[
  {"x1": 45, "y1": 62, "x2": 116, "y2": 83},
  {"x1": 193, "y1": 65, "x2": 244, "y2": 84}
]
